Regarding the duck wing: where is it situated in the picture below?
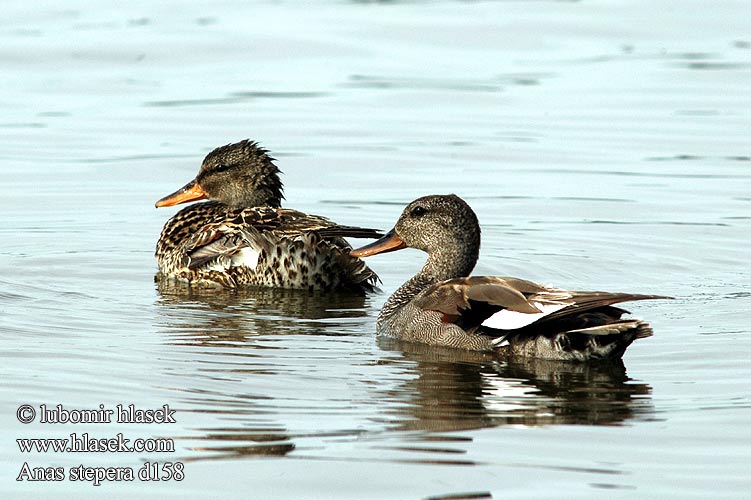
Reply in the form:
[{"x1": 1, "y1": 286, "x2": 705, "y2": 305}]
[
  {"x1": 183, "y1": 226, "x2": 266, "y2": 271},
  {"x1": 157, "y1": 202, "x2": 382, "y2": 291},
  {"x1": 414, "y1": 276, "x2": 669, "y2": 333},
  {"x1": 228, "y1": 207, "x2": 380, "y2": 239},
  {"x1": 413, "y1": 276, "x2": 541, "y2": 321}
]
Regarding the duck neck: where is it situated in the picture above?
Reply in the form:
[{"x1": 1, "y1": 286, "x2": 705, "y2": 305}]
[
  {"x1": 379, "y1": 243, "x2": 479, "y2": 323},
  {"x1": 231, "y1": 184, "x2": 283, "y2": 209},
  {"x1": 250, "y1": 168, "x2": 284, "y2": 208}
]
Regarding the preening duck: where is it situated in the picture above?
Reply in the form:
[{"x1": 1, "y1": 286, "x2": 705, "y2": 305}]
[
  {"x1": 155, "y1": 140, "x2": 380, "y2": 292},
  {"x1": 351, "y1": 194, "x2": 670, "y2": 361}
]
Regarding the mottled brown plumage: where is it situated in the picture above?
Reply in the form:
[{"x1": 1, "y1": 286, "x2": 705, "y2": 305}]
[
  {"x1": 352, "y1": 194, "x2": 671, "y2": 361},
  {"x1": 155, "y1": 140, "x2": 380, "y2": 292}
]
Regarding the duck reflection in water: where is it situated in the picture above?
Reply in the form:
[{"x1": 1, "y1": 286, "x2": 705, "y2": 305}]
[
  {"x1": 155, "y1": 279, "x2": 371, "y2": 346},
  {"x1": 374, "y1": 338, "x2": 654, "y2": 432},
  {"x1": 155, "y1": 283, "x2": 376, "y2": 461},
  {"x1": 181, "y1": 429, "x2": 296, "y2": 462}
]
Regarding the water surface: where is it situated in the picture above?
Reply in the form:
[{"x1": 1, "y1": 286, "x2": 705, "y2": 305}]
[{"x1": 2, "y1": 1, "x2": 750, "y2": 499}]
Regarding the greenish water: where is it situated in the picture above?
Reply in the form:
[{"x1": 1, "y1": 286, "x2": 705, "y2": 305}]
[{"x1": 2, "y1": 1, "x2": 750, "y2": 498}]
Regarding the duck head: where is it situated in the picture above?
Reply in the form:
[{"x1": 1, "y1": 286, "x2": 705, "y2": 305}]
[
  {"x1": 351, "y1": 194, "x2": 481, "y2": 277},
  {"x1": 155, "y1": 140, "x2": 284, "y2": 209}
]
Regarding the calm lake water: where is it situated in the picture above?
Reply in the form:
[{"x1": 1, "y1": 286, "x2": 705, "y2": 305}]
[{"x1": 2, "y1": 0, "x2": 750, "y2": 498}]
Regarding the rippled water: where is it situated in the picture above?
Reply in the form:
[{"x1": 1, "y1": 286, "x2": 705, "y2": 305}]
[{"x1": 2, "y1": 1, "x2": 750, "y2": 498}]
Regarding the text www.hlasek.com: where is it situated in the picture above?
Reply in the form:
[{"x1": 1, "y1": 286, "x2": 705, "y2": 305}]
[{"x1": 18, "y1": 433, "x2": 174, "y2": 453}]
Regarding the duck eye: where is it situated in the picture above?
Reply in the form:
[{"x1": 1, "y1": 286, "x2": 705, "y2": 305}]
[
  {"x1": 214, "y1": 163, "x2": 231, "y2": 173},
  {"x1": 410, "y1": 206, "x2": 427, "y2": 217}
]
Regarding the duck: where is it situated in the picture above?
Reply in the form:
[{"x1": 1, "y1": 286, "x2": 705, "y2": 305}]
[
  {"x1": 155, "y1": 139, "x2": 380, "y2": 292},
  {"x1": 351, "y1": 194, "x2": 670, "y2": 361}
]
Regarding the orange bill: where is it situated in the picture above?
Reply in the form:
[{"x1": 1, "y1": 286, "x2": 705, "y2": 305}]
[
  {"x1": 350, "y1": 228, "x2": 407, "y2": 257},
  {"x1": 155, "y1": 180, "x2": 207, "y2": 208}
]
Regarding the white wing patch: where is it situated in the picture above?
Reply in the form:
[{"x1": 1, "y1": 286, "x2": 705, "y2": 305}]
[
  {"x1": 202, "y1": 247, "x2": 261, "y2": 272},
  {"x1": 482, "y1": 301, "x2": 569, "y2": 330},
  {"x1": 230, "y1": 247, "x2": 260, "y2": 270}
]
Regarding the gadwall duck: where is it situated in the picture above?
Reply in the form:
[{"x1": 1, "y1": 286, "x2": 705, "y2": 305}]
[
  {"x1": 156, "y1": 140, "x2": 380, "y2": 292},
  {"x1": 352, "y1": 194, "x2": 670, "y2": 361}
]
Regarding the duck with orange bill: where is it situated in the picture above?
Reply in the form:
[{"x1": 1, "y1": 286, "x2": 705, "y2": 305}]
[{"x1": 155, "y1": 140, "x2": 381, "y2": 292}]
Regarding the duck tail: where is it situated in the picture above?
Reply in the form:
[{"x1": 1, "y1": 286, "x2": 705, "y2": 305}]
[{"x1": 564, "y1": 319, "x2": 653, "y2": 360}]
